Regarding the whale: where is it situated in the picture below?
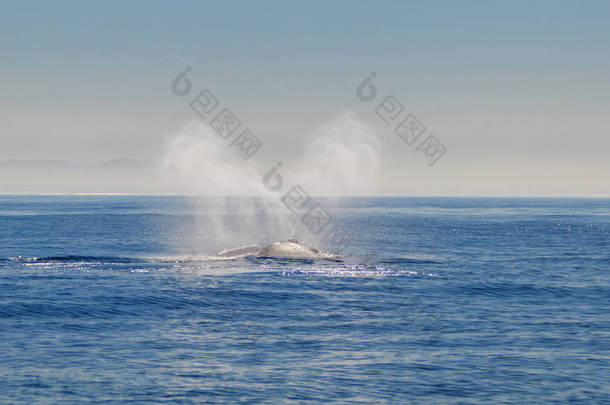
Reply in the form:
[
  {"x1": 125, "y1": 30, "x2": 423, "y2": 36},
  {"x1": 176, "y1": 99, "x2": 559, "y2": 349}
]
[{"x1": 216, "y1": 239, "x2": 339, "y2": 259}]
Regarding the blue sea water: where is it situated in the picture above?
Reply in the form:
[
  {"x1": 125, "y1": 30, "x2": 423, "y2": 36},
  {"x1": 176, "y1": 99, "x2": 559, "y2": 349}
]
[{"x1": 0, "y1": 195, "x2": 608, "y2": 404}]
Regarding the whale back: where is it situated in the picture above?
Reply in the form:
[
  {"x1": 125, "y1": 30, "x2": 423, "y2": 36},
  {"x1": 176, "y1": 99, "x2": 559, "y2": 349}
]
[
  {"x1": 216, "y1": 244, "x2": 261, "y2": 258},
  {"x1": 257, "y1": 240, "x2": 337, "y2": 259},
  {"x1": 216, "y1": 240, "x2": 339, "y2": 259}
]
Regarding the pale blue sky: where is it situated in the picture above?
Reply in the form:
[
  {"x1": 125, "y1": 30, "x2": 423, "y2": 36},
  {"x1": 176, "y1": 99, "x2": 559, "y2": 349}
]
[{"x1": 1, "y1": 1, "x2": 609, "y2": 195}]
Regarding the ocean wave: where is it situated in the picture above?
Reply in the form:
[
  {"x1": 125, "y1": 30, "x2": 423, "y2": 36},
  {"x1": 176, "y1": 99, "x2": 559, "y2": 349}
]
[
  {"x1": 380, "y1": 256, "x2": 442, "y2": 265},
  {"x1": 8, "y1": 255, "x2": 136, "y2": 264}
]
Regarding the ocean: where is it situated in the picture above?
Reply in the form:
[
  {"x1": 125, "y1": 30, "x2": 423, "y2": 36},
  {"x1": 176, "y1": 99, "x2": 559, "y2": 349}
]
[{"x1": 0, "y1": 195, "x2": 608, "y2": 404}]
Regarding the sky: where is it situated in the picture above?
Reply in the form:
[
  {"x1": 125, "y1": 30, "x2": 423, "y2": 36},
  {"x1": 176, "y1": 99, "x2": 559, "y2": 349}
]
[{"x1": 1, "y1": 0, "x2": 609, "y2": 196}]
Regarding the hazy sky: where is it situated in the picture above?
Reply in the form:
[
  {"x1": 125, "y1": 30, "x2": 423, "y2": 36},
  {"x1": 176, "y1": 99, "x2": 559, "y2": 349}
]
[{"x1": 1, "y1": 0, "x2": 609, "y2": 195}]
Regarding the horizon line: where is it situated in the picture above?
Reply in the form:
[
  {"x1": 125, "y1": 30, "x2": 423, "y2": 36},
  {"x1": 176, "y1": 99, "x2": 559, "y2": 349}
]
[{"x1": 1, "y1": 193, "x2": 610, "y2": 199}]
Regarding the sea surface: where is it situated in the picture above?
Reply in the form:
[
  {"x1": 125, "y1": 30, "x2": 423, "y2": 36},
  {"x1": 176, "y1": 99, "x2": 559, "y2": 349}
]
[{"x1": 0, "y1": 195, "x2": 608, "y2": 404}]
